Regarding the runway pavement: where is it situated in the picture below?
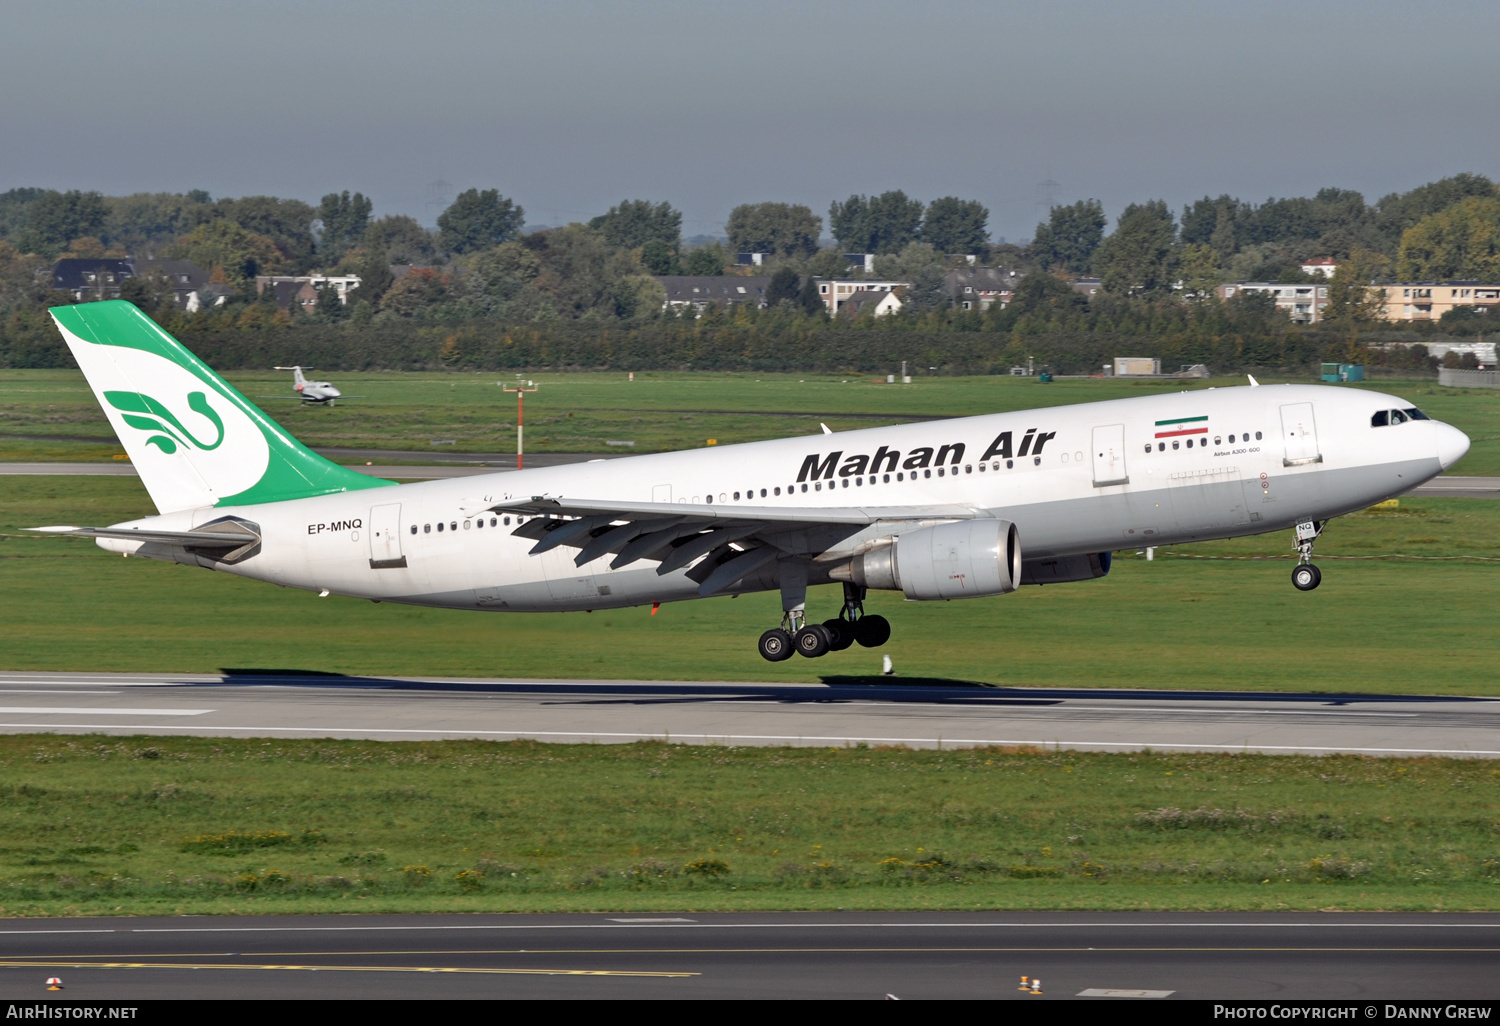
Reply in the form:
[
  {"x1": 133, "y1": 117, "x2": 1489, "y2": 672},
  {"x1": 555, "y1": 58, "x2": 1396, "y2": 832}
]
[
  {"x1": 1, "y1": 911, "x2": 1496, "y2": 999},
  {"x1": 4, "y1": 461, "x2": 1496, "y2": 493},
  {"x1": 0, "y1": 672, "x2": 1494, "y2": 757}
]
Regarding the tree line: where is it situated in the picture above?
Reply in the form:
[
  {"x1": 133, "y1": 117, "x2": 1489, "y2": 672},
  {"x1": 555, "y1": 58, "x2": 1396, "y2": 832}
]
[{"x1": 0, "y1": 174, "x2": 1496, "y2": 372}]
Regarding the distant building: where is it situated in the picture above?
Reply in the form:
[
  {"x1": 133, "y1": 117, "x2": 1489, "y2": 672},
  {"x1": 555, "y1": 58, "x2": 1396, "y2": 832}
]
[
  {"x1": 655, "y1": 275, "x2": 771, "y2": 314},
  {"x1": 841, "y1": 288, "x2": 903, "y2": 317},
  {"x1": 254, "y1": 274, "x2": 362, "y2": 308},
  {"x1": 735, "y1": 252, "x2": 767, "y2": 267},
  {"x1": 842, "y1": 253, "x2": 877, "y2": 274},
  {"x1": 50, "y1": 259, "x2": 134, "y2": 301},
  {"x1": 947, "y1": 267, "x2": 1020, "y2": 310},
  {"x1": 49, "y1": 257, "x2": 228, "y2": 309},
  {"x1": 815, "y1": 278, "x2": 907, "y2": 315},
  {"x1": 1377, "y1": 282, "x2": 1500, "y2": 322},
  {"x1": 1113, "y1": 357, "x2": 1161, "y2": 376},
  {"x1": 1215, "y1": 282, "x2": 1330, "y2": 323},
  {"x1": 1301, "y1": 258, "x2": 1338, "y2": 278},
  {"x1": 1069, "y1": 277, "x2": 1102, "y2": 298}
]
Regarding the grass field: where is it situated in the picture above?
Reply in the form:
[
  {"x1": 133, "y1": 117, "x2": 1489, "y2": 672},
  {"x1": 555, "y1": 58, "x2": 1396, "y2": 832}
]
[
  {"x1": 3, "y1": 368, "x2": 1498, "y2": 474},
  {"x1": 0, "y1": 735, "x2": 1493, "y2": 916},
  {"x1": 0, "y1": 476, "x2": 1496, "y2": 693}
]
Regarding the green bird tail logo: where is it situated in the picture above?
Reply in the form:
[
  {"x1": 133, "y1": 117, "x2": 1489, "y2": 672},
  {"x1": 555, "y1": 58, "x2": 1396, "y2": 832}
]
[{"x1": 104, "y1": 390, "x2": 225, "y2": 454}]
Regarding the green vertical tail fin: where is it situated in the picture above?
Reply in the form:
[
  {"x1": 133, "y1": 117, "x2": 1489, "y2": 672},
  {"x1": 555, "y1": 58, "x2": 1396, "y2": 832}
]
[{"x1": 50, "y1": 300, "x2": 393, "y2": 513}]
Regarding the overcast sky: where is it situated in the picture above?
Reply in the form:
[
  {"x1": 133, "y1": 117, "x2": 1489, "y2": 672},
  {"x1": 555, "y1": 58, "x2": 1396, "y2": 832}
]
[{"x1": 2, "y1": 0, "x2": 1496, "y2": 241}]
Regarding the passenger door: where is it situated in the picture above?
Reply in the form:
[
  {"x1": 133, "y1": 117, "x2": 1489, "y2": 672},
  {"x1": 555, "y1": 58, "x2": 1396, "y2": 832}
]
[
  {"x1": 1091, "y1": 424, "x2": 1129, "y2": 487},
  {"x1": 368, "y1": 503, "x2": 407, "y2": 569},
  {"x1": 1280, "y1": 403, "x2": 1322, "y2": 466}
]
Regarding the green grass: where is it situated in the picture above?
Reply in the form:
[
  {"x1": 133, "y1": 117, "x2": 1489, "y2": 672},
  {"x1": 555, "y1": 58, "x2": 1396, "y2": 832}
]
[
  {"x1": 0, "y1": 736, "x2": 1494, "y2": 915},
  {"x1": 4, "y1": 368, "x2": 1498, "y2": 473},
  {"x1": 1, "y1": 477, "x2": 1496, "y2": 694}
]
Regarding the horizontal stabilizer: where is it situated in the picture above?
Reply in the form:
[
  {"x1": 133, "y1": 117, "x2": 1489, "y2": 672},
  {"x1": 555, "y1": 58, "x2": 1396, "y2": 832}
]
[{"x1": 27, "y1": 524, "x2": 257, "y2": 547}]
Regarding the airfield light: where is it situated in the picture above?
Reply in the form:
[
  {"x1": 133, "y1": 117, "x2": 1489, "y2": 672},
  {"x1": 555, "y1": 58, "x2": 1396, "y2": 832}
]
[{"x1": 502, "y1": 382, "x2": 539, "y2": 469}]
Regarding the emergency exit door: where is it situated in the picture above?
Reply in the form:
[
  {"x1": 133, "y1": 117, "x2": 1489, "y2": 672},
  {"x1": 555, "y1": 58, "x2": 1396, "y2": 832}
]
[
  {"x1": 1092, "y1": 424, "x2": 1129, "y2": 487},
  {"x1": 368, "y1": 503, "x2": 407, "y2": 569},
  {"x1": 1280, "y1": 403, "x2": 1322, "y2": 466}
]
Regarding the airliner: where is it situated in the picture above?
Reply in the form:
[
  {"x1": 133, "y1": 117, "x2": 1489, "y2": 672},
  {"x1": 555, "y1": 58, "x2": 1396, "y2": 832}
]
[{"x1": 32, "y1": 301, "x2": 1469, "y2": 662}]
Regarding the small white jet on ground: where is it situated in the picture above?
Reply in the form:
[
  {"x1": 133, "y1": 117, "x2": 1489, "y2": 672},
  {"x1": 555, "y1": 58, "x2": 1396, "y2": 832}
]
[
  {"x1": 32, "y1": 302, "x2": 1470, "y2": 661},
  {"x1": 260, "y1": 366, "x2": 357, "y2": 405}
]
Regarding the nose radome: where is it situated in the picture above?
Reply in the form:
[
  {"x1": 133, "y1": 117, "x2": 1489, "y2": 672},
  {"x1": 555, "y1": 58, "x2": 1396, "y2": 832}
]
[{"x1": 1436, "y1": 422, "x2": 1470, "y2": 471}]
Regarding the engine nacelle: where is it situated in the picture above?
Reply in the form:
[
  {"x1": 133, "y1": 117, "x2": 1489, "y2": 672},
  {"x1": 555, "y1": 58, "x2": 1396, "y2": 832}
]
[
  {"x1": 1019, "y1": 551, "x2": 1112, "y2": 586},
  {"x1": 830, "y1": 519, "x2": 1021, "y2": 601}
]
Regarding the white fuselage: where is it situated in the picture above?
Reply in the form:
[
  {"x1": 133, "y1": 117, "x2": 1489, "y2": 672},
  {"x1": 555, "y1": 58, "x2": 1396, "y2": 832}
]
[{"x1": 103, "y1": 384, "x2": 1461, "y2": 612}]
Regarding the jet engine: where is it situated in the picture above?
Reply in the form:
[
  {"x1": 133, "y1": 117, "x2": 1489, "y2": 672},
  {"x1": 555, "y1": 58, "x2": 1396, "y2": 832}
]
[{"x1": 829, "y1": 518, "x2": 1021, "y2": 600}]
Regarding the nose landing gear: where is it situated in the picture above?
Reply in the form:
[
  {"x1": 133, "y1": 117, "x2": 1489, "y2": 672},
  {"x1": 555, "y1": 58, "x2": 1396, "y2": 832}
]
[{"x1": 1291, "y1": 520, "x2": 1324, "y2": 591}]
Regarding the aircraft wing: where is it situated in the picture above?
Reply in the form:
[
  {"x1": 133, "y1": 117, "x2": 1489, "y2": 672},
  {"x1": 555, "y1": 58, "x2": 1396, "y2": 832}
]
[{"x1": 489, "y1": 494, "x2": 982, "y2": 597}]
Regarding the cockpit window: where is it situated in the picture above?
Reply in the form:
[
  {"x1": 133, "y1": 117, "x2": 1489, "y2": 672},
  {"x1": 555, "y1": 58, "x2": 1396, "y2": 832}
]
[
  {"x1": 1371, "y1": 410, "x2": 1388, "y2": 427},
  {"x1": 1390, "y1": 409, "x2": 1408, "y2": 425},
  {"x1": 1404, "y1": 407, "x2": 1430, "y2": 421}
]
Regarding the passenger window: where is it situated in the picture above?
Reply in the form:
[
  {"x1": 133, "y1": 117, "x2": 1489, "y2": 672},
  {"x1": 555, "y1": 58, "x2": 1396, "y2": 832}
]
[
  {"x1": 450, "y1": 522, "x2": 457, "y2": 531},
  {"x1": 1144, "y1": 444, "x2": 1152, "y2": 454},
  {"x1": 1158, "y1": 443, "x2": 1165, "y2": 451},
  {"x1": 410, "y1": 525, "x2": 418, "y2": 535},
  {"x1": 924, "y1": 469, "x2": 932, "y2": 479},
  {"x1": 474, "y1": 519, "x2": 481, "y2": 529},
  {"x1": 1214, "y1": 436, "x2": 1222, "y2": 445},
  {"x1": 979, "y1": 463, "x2": 987, "y2": 472},
  {"x1": 760, "y1": 488, "x2": 767, "y2": 497},
  {"x1": 1371, "y1": 410, "x2": 1388, "y2": 427},
  {"x1": 801, "y1": 484, "x2": 808, "y2": 493},
  {"x1": 884, "y1": 474, "x2": 891, "y2": 482},
  {"x1": 937, "y1": 467, "x2": 944, "y2": 477},
  {"x1": 774, "y1": 487, "x2": 781, "y2": 495},
  {"x1": 1255, "y1": 431, "x2": 1262, "y2": 440},
  {"x1": 1033, "y1": 456, "x2": 1041, "y2": 465},
  {"x1": 897, "y1": 472, "x2": 904, "y2": 481},
  {"x1": 437, "y1": 523, "x2": 443, "y2": 532},
  {"x1": 1173, "y1": 441, "x2": 1180, "y2": 449},
  {"x1": 1228, "y1": 434, "x2": 1235, "y2": 443},
  {"x1": 1186, "y1": 438, "x2": 1193, "y2": 448},
  {"x1": 841, "y1": 478, "x2": 849, "y2": 488},
  {"x1": 1006, "y1": 460, "x2": 1013, "y2": 469},
  {"x1": 491, "y1": 518, "x2": 497, "y2": 527},
  {"x1": 504, "y1": 517, "x2": 511, "y2": 526}
]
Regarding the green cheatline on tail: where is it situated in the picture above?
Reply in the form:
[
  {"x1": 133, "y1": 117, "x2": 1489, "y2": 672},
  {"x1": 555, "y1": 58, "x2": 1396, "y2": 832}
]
[{"x1": 50, "y1": 301, "x2": 394, "y2": 506}]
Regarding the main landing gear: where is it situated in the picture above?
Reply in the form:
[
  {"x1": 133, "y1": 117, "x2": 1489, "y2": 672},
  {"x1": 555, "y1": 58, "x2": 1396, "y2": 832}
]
[
  {"x1": 758, "y1": 582, "x2": 891, "y2": 662},
  {"x1": 1291, "y1": 520, "x2": 1324, "y2": 591}
]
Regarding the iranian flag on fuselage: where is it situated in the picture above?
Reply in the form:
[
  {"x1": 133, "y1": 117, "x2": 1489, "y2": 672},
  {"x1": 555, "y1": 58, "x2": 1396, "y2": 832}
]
[{"x1": 1155, "y1": 415, "x2": 1208, "y2": 439}]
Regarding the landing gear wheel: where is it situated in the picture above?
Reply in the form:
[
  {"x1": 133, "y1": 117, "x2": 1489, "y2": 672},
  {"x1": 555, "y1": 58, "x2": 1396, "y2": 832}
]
[
  {"x1": 821, "y1": 618, "x2": 854, "y2": 651},
  {"x1": 795, "y1": 624, "x2": 831, "y2": 658},
  {"x1": 853, "y1": 614, "x2": 891, "y2": 648},
  {"x1": 758, "y1": 628, "x2": 794, "y2": 662},
  {"x1": 1291, "y1": 563, "x2": 1322, "y2": 591}
]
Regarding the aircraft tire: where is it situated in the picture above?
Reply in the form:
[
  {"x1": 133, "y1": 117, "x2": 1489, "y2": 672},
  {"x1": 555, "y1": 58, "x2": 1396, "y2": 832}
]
[
  {"x1": 794, "y1": 624, "x2": 831, "y2": 658},
  {"x1": 853, "y1": 615, "x2": 891, "y2": 648},
  {"x1": 822, "y1": 619, "x2": 855, "y2": 651},
  {"x1": 1291, "y1": 563, "x2": 1322, "y2": 591},
  {"x1": 758, "y1": 628, "x2": 795, "y2": 662}
]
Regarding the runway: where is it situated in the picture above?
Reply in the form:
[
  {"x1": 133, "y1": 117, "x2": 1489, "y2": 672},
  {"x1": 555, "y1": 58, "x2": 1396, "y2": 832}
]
[
  {"x1": 3, "y1": 461, "x2": 1496, "y2": 492},
  {"x1": 0, "y1": 672, "x2": 1494, "y2": 757},
  {"x1": 1, "y1": 911, "x2": 1496, "y2": 999}
]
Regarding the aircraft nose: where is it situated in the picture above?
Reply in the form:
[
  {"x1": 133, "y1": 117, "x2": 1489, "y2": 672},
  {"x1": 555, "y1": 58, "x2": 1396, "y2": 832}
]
[{"x1": 1435, "y1": 421, "x2": 1470, "y2": 471}]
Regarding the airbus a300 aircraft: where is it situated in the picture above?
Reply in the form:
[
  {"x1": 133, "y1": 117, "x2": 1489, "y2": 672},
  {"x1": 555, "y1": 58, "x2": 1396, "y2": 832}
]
[{"x1": 34, "y1": 301, "x2": 1470, "y2": 661}]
